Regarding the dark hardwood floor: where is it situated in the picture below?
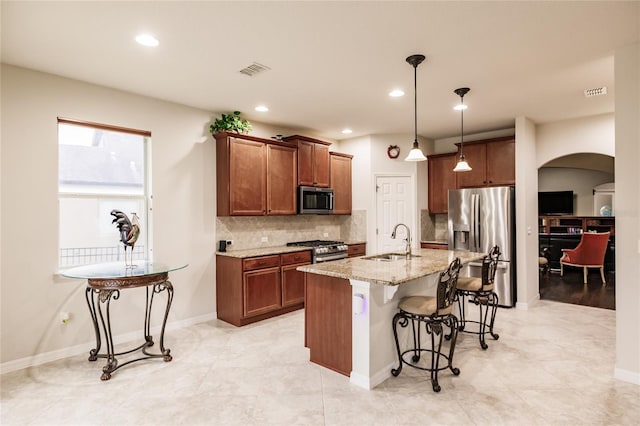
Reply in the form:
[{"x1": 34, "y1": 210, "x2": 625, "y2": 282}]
[{"x1": 539, "y1": 268, "x2": 615, "y2": 310}]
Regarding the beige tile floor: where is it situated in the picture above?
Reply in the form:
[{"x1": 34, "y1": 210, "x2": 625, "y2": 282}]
[{"x1": 2, "y1": 300, "x2": 639, "y2": 425}]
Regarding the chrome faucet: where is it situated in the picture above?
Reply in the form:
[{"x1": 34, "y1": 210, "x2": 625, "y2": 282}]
[{"x1": 391, "y1": 223, "x2": 412, "y2": 258}]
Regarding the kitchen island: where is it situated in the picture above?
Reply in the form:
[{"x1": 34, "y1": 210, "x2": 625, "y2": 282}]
[{"x1": 298, "y1": 248, "x2": 485, "y2": 389}]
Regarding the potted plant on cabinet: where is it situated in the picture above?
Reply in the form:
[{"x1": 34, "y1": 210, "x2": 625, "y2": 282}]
[{"x1": 210, "y1": 111, "x2": 253, "y2": 135}]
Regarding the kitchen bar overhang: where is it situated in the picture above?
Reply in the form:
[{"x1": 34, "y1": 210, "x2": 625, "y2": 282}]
[{"x1": 299, "y1": 248, "x2": 485, "y2": 390}]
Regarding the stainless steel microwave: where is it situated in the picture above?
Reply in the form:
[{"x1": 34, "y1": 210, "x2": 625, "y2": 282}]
[{"x1": 298, "y1": 186, "x2": 334, "y2": 214}]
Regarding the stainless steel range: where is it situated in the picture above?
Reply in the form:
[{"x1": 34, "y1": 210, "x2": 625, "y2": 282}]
[{"x1": 286, "y1": 240, "x2": 348, "y2": 263}]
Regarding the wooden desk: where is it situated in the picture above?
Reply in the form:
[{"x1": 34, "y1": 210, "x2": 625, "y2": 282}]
[{"x1": 62, "y1": 261, "x2": 187, "y2": 380}]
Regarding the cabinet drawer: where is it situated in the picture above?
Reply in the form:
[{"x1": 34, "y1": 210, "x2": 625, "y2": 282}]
[
  {"x1": 243, "y1": 255, "x2": 280, "y2": 271},
  {"x1": 347, "y1": 243, "x2": 366, "y2": 257},
  {"x1": 421, "y1": 243, "x2": 448, "y2": 250},
  {"x1": 281, "y1": 250, "x2": 311, "y2": 265}
]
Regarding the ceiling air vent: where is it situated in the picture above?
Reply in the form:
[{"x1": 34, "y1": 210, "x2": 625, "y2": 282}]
[
  {"x1": 239, "y1": 62, "x2": 271, "y2": 77},
  {"x1": 584, "y1": 87, "x2": 607, "y2": 97}
]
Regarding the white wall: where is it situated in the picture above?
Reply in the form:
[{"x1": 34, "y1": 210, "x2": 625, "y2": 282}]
[
  {"x1": 614, "y1": 43, "x2": 640, "y2": 385},
  {"x1": 0, "y1": 65, "x2": 217, "y2": 365},
  {"x1": 515, "y1": 116, "x2": 540, "y2": 308},
  {"x1": 536, "y1": 113, "x2": 615, "y2": 168},
  {"x1": 336, "y1": 134, "x2": 430, "y2": 253}
]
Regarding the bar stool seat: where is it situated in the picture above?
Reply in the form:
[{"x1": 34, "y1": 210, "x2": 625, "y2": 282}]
[{"x1": 391, "y1": 257, "x2": 462, "y2": 392}]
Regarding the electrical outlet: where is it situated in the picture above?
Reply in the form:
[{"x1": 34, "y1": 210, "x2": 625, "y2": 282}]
[
  {"x1": 261, "y1": 236, "x2": 268, "y2": 242},
  {"x1": 226, "y1": 240, "x2": 233, "y2": 246},
  {"x1": 323, "y1": 232, "x2": 329, "y2": 237}
]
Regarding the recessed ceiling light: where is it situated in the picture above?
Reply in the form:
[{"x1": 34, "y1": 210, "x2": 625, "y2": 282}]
[
  {"x1": 389, "y1": 89, "x2": 405, "y2": 97},
  {"x1": 135, "y1": 34, "x2": 159, "y2": 47},
  {"x1": 454, "y1": 104, "x2": 468, "y2": 111},
  {"x1": 342, "y1": 129, "x2": 353, "y2": 134},
  {"x1": 255, "y1": 105, "x2": 269, "y2": 112}
]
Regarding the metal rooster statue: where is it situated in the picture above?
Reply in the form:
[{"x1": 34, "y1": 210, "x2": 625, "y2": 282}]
[{"x1": 110, "y1": 210, "x2": 140, "y2": 268}]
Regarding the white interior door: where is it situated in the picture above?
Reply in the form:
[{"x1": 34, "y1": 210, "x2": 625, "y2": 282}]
[{"x1": 375, "y1": 175, "x2": 414, "y2": 254}]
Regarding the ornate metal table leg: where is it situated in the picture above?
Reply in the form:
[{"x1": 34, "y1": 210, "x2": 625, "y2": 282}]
[
  {"x1": 96, "y1": 289, "x2": 120, "y2": 381},
  {"x1": 85, "y1": 287, "x2": 101, "y2": 361},
  {"x1": 156, "y1": 280, "x2": 174, "y2": 362}
]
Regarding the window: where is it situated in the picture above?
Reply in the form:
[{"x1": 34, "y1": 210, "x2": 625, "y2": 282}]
[{"x1": 58, "y1": 118, "x2": 152, "y2": 267}]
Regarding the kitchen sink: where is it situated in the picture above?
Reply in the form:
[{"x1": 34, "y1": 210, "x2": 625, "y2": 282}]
[{"x1": 363, "y1": 253, "x2": 421, "y2": 262}]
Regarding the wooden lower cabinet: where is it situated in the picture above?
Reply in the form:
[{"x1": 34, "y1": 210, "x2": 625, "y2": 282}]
[
  {"x1": 281, "y1": 251, "x2": 309, "y2": 306},
  {"x1": 216, "y1": 250, "x2": 311, "y2": 326},
  {"x1": 243, "y1": 267, "x2": 281, "y2": 317},
  {"x1": 305, "y1": 273, "x2": 352, "y2": 376},
  {"x1": 420, "y1": 242, "x2": 448, "y2": 250},
  {"x1": 347, "y1": 243, "x2": 366, "y2": 257}
]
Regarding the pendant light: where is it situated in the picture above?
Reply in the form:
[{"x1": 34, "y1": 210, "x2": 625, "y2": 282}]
[
  {"x1": 404, "y1": 54, "x2": 427, "y2": 162},
  {"x1": 453, "y1": 87, "x2": 472, "y2": 172}
]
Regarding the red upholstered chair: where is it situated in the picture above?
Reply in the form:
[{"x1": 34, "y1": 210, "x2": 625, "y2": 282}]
[{"x1": 560, "y1": 232, "x2": 610, "y2": 285}]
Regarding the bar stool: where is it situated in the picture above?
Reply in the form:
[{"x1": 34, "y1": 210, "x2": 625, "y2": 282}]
[
  {"x1": 454, "y1": 245, "x2": 501, "y2": 350},
  {"x1": 390, "y1": 257, "x2": 462, "y2": 392}
]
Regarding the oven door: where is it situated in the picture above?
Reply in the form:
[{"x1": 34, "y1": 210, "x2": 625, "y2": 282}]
[{"x1": 298, "y1": 186, "x2": 334, "y2": 214}]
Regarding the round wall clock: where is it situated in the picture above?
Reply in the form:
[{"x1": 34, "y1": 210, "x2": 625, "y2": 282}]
[{"x1": 387, "y1": 145, "x2": 400, "y2": 159}]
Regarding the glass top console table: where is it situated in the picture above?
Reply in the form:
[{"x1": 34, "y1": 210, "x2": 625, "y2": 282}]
[{"x1": 62, "y1": 261, "x2": 187, "y2": 380}]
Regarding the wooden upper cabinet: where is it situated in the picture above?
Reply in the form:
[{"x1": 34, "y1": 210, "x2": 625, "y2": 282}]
[
  {"x1": 215, "y1": 132, "x2": 296, "y2": 216},
  {"x1": 330, "y1": 152, "x2": 353, "y2": 215},
  {"x1": 266, "y1": 144, "x2": 297, "y2": 215},
  {"x1": 284, "y1": 135, "x2": 332, "y2": 187},
  {"x1": 455, "y1": 143, "x2": 487, "y2": 189},
  {"x1": 427, "y1": 152, "x2": 458, "y2": 214},
  {"x1": 228, "y1": 137, "x2": 266, "y2": 215},
  {"x1": 455, "y1": 136, "x2": 515, "y2": 188},
  {"x1": 486, "y1": 139, "x2": 515, "y2": 186},
  {"x1": 296, "y1": 140, "x2": 314, "y2": 186}
]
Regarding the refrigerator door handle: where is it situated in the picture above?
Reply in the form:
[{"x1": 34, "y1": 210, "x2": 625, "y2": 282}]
[{"x1": 472, "y1": 193, "x2": 480, "y2": 252}]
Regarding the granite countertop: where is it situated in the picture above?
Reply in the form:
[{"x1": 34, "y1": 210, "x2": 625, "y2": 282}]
[
  {"x1": 216, "y1": 245, "x2": 311, "y2": 259},
  {"x1": 343, "y1": 240, "x2": 367, "y2": 245},
  {"x1": 420, "y1": 240, "x2": 448, "y2": 245},
  {"x1": 216, "y1": 240, "x2": 366, "y2": 259},
  {"x1": 297, "y1": 248, "x2": 485, "y2": 286}
]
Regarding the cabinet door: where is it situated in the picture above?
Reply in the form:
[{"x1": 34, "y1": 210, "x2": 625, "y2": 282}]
[
  {"x1": 281, "y1": 263, "x2": 306, "y2": 307},
  {"x1": 455, "y1": 143, "x2": 486, "y2": 188},
  {"x1": 230, "y1": 138, "x2": 266, "y2": 215},
  {"x1": 266, "y1": 144, "x2": 297, "y2": 215},
  {"x1": 330, "y1": 154, "x2": 352, "y2": 214},
  {"x1": 243, "y1": 267, "x2": 281, "y2": 318},
  {"x1": 314, "y1": 144, "x2": 331, "y2": 187},
  {"x1": 297, "y1": 141, "x2": 314, "y2": 186},
  {"x1": 486, "y1": 139, "x2": 515, "y2": 186},
  {"x1": 428, "y1": 153, "x2": 458, "y2": 214}
]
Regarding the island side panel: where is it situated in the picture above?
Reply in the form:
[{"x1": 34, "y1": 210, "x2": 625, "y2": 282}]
[{"x1": 305, "y1": 273, "x2": 352, "y2": 376}]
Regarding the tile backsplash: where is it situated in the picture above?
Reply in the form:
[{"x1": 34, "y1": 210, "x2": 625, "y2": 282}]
[
  {"x1": 216, "y1": 210, "x2": 367, "y2": 251},
  {"x1": 420, "y1": 209, "x2": 448, "y2": 242}
]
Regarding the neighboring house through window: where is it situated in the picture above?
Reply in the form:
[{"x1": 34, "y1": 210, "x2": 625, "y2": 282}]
[{"x1": 58, "y1": 118, "x2": 152, "y2": 267}]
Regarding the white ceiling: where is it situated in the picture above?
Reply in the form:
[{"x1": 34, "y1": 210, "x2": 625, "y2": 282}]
[{"x1": 2, "y1": 1, "x2": 638, "y2": 141}]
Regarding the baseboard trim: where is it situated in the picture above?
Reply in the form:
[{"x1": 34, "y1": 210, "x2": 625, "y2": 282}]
[
  {"x1": 0, "y1": 312, "x2": 217, "y2": 375},
  {"x1": 614, "y1": 367, "x2": 640, "y2": 385},
  {"x1": 350, "y1": 361, "x2": 396, "y2": 390}
]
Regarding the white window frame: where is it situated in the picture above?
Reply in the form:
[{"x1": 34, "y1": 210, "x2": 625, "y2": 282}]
[{"x1": 57, "y1": 118, "x2": 153, "y2": 268}]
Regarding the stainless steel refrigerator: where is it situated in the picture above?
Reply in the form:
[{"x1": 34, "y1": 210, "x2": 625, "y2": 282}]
[{"x1": 448, "y1": 186, "x2": 516, "y2": 307}]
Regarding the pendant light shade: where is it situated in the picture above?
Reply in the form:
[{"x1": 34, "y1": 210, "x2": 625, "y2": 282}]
[
  {"x1": 404, "y1": 54, "x2": 427, "y2": 162},
  {"x1": 453, "y1": 87, "x2": 472, "y2": 172}
]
